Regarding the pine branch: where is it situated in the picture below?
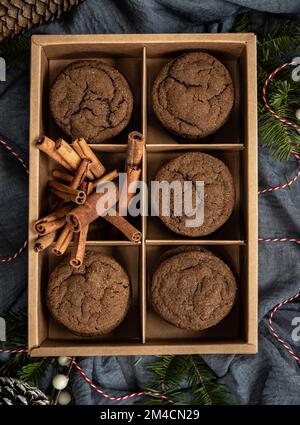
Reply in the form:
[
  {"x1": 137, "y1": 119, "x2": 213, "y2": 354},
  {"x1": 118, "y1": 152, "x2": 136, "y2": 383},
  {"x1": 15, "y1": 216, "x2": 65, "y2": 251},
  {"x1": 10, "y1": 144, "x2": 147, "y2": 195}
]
[
  {"x1": 146, "y1": 355, "x2": 233, "y2": 405},
  {"x1": 19, "y1": 358, "x2": 54, "y2": 387},
  {"x1": 0, "y1": 352, "x2": 28, "y2": 378},
  {"x1": 191, "y1": 385, "x2": 233, "y2": 406},
  {"x1": 147, "y1": 355, "x2": 186, "y2": 391},
  {"x1": 186, "y1": 355, "x2": 214, "y2": 387},
  {"x1": 234, "y1": 14, "x2": 300, "y2": 160},
  {"x1": 0, "y1": 309, "x2": 53, "y2": 387},
  {"x1": 0, "y1": 350, "x2": 54, "y2": 387},
  {"x1": 233, "y1": 13, "x2": 252, "y2": 33},
  {"x1": 186, "y1": 356, "x2": 233, "y2": 405},
  {"x1": 259, "y1": 80, "x2": 300, "y2": 159}
]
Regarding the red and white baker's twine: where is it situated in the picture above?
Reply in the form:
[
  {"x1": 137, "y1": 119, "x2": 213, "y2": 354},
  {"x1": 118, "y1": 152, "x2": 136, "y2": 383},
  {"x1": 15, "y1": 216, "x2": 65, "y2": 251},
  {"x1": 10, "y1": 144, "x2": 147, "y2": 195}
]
[
  {"x1": 262, "y1": 60, "x2": 300, "y2": 131},
  {"x1": 1, "y1": 61, "x2": 300, "y2": 399},
  {"x1": 0, "y1": 137, "x2": 28, "y2": 264},
  {"x1": 269, "y1": 292, "x2": 300, "y2": 363},
  {"x1": 0, "y1": 347, "x2": 29, "y2": 354},
  {"x1": 260, "y1": 61, "x2": 300, "y2": 363},
  {"x1": 258, "y1": 152, "x2": 300, "y2": 195},
  {"x1": 70, "y1": 358, "x2": 172, "y2": 402}
]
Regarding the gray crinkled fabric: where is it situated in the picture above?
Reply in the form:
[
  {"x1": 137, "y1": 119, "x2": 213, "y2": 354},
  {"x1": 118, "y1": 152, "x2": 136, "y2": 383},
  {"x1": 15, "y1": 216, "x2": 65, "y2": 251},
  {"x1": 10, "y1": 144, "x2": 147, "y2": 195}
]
[{"x1": 1, "y1": 0, "x2": 300, "y2": 405}]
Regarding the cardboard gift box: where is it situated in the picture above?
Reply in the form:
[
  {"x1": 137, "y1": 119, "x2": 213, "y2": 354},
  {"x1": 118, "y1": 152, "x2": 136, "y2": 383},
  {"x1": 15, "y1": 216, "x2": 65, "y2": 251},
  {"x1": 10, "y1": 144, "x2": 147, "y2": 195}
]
[{"x1": 28, "y1": 34, "x2": 258, "y2": 356}]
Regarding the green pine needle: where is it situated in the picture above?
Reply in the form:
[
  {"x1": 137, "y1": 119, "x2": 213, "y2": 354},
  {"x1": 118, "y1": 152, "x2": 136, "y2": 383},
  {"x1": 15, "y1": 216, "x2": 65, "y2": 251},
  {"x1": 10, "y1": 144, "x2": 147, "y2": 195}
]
[
  {"x1": 234, "y1": 14, "x2": 300, "y2": 160},
  {"x1": 259, "y1": 80, "x2": 300, "y2": 160},
  {"x1": 0, "y1": 352, "x2": 28, "y2": 378},
  {"x1": 146, "y1": 355, "x2": 233, "y2": 405},
  {"x1": 148, "y1": 355, "x2": 186, "y2": 391},
  {"x1": 19, "y1": 358, "x2": 54, "y2": 387},
  {"x1": 0, "y1": 310, "x2": 54, "y2": 387},
  {"x1": 191, "y1": 384, "x2": 233, "y2": 406}
]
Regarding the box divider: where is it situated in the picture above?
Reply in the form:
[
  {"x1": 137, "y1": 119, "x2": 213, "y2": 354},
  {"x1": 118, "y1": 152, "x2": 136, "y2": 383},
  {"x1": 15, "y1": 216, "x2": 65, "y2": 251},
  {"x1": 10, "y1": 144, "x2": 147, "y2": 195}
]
[
  {"x1": 87, "y1": 144, "x2": 127, "y2": 152},
  {"x1": 48, "y1": 240, "x2": 142, "y2": 247},
  {"x1": 146, "y1": 144, "x2": 245, "y2": 152},
  {"x1": 241, "y1": 41, "x2": 258, "y2": 347},
  {"x1": 145, "y1": 240, "x2": 246, "y2": 246},
  {"x1": 85, "y1": 241, "x2": 141, "y2": 246},
  {"x1": 141, "y1": 47, "x2": 148, "y2": 343},
  {"x1": 29, "y1": 42, "x2": 49, "y2": 350}
]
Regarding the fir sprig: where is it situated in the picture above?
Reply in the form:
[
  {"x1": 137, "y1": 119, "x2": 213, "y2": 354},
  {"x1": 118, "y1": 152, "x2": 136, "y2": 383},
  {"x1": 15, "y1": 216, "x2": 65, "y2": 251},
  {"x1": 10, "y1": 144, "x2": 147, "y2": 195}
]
[
  {"x1": 0, "y1": 310, "x2": 54, "y2": 386},
  {"x1": 19, "y1": 358, "x2": 54, "y2": 387},
  {"x1": 0, "y1": 352, "x2": 29, "y2": 378},
  {"x1": 148, "y1": 355, "x2": 186, "y2": 391},
  {"x1": 146, "y1": 355, "x2": 233, "y2": 405},
  {"x1": 235, "y1": 14, "x2": 300, "y2": 160},
  {"x1": 260, "y1": 80, "x2": 300, "y2": 159}
]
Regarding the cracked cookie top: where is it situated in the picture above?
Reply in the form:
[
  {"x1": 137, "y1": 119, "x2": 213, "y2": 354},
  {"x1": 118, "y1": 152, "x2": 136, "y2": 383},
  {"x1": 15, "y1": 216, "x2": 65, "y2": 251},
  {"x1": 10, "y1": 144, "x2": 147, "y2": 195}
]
[
  {"x1": 50, "y1": 60, "x2": 134, "y2": 143},
  {"x1": 152, "y1": 52, "x2": 234, "y2": 139},
  {"x1": 154, "y1": 152, "x2": 235, "y2": 237},
  {"x1": 47, "y1": 251, "x2": 131, "y2": 336},
  {"x1": 151, "y1": 249, "x2": 237, "y2": 330}
]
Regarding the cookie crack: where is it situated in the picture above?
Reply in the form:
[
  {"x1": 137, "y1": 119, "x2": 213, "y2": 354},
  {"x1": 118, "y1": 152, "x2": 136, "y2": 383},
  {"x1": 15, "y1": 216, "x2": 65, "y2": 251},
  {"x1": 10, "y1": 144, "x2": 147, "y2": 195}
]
[{"x1": 54, "y1": 64, "x2": 130, "y2": 140}]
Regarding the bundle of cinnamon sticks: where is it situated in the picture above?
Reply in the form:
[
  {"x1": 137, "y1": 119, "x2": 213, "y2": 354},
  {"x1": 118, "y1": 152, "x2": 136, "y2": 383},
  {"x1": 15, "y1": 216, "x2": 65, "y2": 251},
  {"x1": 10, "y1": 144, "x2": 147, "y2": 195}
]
[{"x1": 33, "y1": 133, "x2": 144, "y2": 268}]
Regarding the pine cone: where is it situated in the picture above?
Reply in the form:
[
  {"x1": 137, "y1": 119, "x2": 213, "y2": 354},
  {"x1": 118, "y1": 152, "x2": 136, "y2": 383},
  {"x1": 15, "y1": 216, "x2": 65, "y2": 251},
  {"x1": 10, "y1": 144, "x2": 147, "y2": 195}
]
[
  {"x1": 0, "y1": 0, "x2": 84, "y2": 42},
  {"x1": 0, "y1": 377, "x2": 49, "y2": 405}
]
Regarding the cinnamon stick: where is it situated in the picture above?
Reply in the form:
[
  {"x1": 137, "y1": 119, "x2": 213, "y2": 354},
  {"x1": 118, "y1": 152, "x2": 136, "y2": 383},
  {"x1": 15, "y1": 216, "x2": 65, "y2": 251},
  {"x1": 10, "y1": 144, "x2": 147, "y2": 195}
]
[
  {"x1": 80, "y1": 181, "x2": 94, "y2": 196},
  {"x1": 35, "y1": 218, "x2": 65, "y2": 236},
  {"x1": 72, "y1": 185, "x2": 93, "y2": 266},
  {"x1": 70, "y1": 158, "x2": 91, "y2": 189},
  {"x1": 72, "y1": 138, "x2": 106, "y2": 178},
  {"x1": 37, "y1": 136, "x2": 72, "y2": 171},
  {"x1": 34, "y1": 204, "x2": 72, "y2": 235},
  {"x1": 66, "y1": 183, "x2": 119, "y2": 232},
  {"x1": 126, "y1": 165, "x2": 141, "y2": 206},
  {"x1": 93, "y1": 169, "x2": 119, "y2": 189},
  {"x1": 126, "y1": 131, "x2": 144, "y2": 167},
  {"x1": 34, "y1": 232, "x2": 57, "y2": 252},
  {"x1": 103, "y1": 209, "x2": 142, "y2": 243},
  {"x1": 52, "y1": 169, "x2": 74, "y2": 183},
  {"x1": 124, "y1": 131, "x2": 144, "y2": 208},
  {"x1": 55, "y1": 138, "x2": 94, "y2": 180},
  {"x1": 49, "y1": 180, "x2": 86, "y2": 205},
  {"x1": 52, "y1": 224, "x2": 73, "y2": 256},
  {"x1": 70, "y1": 225, "x2": 89, "y2": 268}
]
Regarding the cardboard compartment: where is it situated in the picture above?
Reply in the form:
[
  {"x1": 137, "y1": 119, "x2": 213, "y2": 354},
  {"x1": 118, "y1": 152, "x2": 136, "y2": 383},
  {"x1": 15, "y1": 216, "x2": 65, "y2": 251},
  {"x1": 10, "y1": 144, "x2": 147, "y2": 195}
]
[
  {"x1": 29, "y1": 34, "x2": 258, "y2": 356},
  {"x1": 36, "y1": 145, "x2": 142, "y2": 242},
  {"x1": 145, "y1": 244, "x2": 245, "y2": 343},
  {"x1": 146, "y1": 51, "x2": 241, "y2": 145},
  {"x1": 47, "y1": 56, "x2": 142, "y2": 143},
  {"x1": 33, "y1": 245, "x2": 142, "y2": 349},
  {"x1": 146, "y1": 147, "x2": 244, "y2": 242}
]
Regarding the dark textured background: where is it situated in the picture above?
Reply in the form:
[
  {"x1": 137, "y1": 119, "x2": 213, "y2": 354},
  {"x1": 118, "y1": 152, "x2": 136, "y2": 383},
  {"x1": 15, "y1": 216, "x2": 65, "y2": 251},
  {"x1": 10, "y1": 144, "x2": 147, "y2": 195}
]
[{"x1": 1, "y1": 0, "x2": 300, "y2": 405}]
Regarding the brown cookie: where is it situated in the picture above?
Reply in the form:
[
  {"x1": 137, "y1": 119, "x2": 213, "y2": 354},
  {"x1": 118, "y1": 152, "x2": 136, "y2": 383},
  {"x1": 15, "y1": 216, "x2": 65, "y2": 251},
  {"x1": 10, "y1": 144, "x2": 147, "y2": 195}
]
[
  {"x1": 152, "y1": 52, "x2": 234, "y2": 139},
  {"x1": 159, "y1": 245, "x2": 215, "y2": 264},
  {"x1": 47, "y1": 251, "x2": 130, "y2": 336},
  {"x1": 154, "y1": 152, "x2": 235, "y2": 237},
  {"x1": 151, "y1": 249, "x2": 237, "y2": 330},
  {"x1": 50, "y1": 60, "x2": 133, "y2": 143}
]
